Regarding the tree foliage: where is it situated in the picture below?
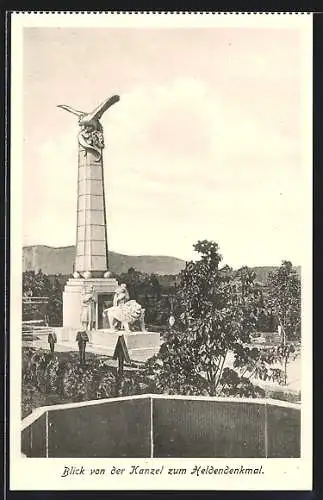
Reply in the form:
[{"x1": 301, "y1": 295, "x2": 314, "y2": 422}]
[
  {"x1": 22, "y1": 271, "x2": 63, "y2": 325},
  {"x1": 144, "y1": 240, "x2": 303, "y2": 396},
  {"x1": 116, "y1": 267, "x2": 172, "y2": 328},
  {"x1": 266, "y1": 261, "x2": 301, "y2": 341},
  {"x1": 144, "y1": 240, "x2": 278, "y2": 396}
]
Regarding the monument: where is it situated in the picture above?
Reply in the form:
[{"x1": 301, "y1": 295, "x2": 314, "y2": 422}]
[
  {"x1": 56, "y1": 95, "x2": 160, "y2": 361},
  {"x1": 58, "y1": 95, "x2": 120, "y2": 331}
]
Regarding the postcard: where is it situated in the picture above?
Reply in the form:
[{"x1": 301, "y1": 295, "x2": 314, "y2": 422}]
[{"x1": 9, "y1": 11, "x2": 312, "y2": 491}]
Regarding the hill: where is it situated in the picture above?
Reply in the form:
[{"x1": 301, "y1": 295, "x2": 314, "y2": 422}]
[
  {"x1": 23, "y1": 245, "x2": 300, "y2": 281},
  {"x1": 22, "y1": 245, "x2": 186, "y2": 276}
]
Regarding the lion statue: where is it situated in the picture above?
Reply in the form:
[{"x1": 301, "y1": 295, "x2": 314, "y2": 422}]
[{"x1": 102, "y1": 300, "x2": 146, "y2": 333}]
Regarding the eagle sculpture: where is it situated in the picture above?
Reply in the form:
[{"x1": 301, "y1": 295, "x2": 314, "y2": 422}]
[{"x1": 57, "y1": 94, "x2": 120, "y2": 131}]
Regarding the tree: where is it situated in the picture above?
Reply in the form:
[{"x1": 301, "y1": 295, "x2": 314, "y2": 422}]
[
  {"x1": 260, "y1": 261, "x2": 301, "y2": 385},
  {"x1": 150, "y1": 274, "x2": 161, "y2": 300},
  {"x1": 46, "y1": 275, "x2": 63, "y2": 326},
  {"x1": 144, "y1": 240, "x2": 270, "y2": 397},
  {"x1": 23, "y1": 270, "x2": 51, "y2": 297},
  {"x1": 22, "y1": 271, "x2": 63, "y2": 325},
  {"x1": 117, "y1": 267, "x2": 150, "y2": 301},
  {"x1": 266, "y1": 261, "x2": 301, "y2": 342},
  {"x1": 116, "y1": 268, "x2": 171, "y2": 328}
]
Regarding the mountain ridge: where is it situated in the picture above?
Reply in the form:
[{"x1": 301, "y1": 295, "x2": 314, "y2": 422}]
[
  {"x1": 23, "y1": 245, "x2": 186, "y2": 276},
  {"x1": 23, "y1": 245, "x2": 300, "y2": 281}
]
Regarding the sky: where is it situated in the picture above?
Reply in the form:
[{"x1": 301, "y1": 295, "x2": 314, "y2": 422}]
[{"x1": 22, "y1": 26, "x2": 309, "y2": 267}]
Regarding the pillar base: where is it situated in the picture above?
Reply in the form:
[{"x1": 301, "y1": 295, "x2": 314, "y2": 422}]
[{"x1": 63, "y1": 277, "x2": 118, "y2": 329}]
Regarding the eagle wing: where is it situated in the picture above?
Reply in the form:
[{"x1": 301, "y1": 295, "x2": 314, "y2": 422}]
[
  {"x1": 57, "y1": 105, "x2": 85, "y2": 117},
  {"x1": 86, "y1": 95, "x2": 120, "y2": 121}
]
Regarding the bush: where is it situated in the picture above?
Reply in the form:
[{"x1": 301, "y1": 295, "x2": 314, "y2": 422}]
[
  {"x1": 21, "y1": 347, "x2": 300, "y2": 419},
  {"x1": 94, "y1": 369, "x2": 116, "y2": 399},
  {"x1": 122, "y1": 371, "x2": 154, "y2": 397},
  {"x1": 266, "y1": 389, "x2": 301, "y2": 404},
  {"x1": 61, "y1": 362, "x2": 95, "y2": 401},
  {"x1": 22, "y1": 348, "x2": 138, "y2": 414}
]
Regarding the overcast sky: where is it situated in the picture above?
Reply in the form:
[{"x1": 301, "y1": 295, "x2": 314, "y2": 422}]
[{"x1": 22, "y1": 26, "x2": 308, "y2": 267}]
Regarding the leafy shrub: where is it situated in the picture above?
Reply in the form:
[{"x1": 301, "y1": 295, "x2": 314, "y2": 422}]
[
  {"x1": 21, "y1": 348, "x2": 120, "y2": 410},
  {"x1": 219, "y1": 368, "x2": 265, "y2": 398},
  {"x1": 266, "y1": 389, "x2": 301, "y2": 404},
  {"x1": 61, "y1": 362, "x2": 96, "y2": 401},
  {"x1": 21, "y1": 345, "x2": 300, "y2": 419},
  {"x1": 22, "y1": 347, "x2": 36, "y2": 383},
  {"x1": 122, "y1": 371, "x2": 154, "y2": 397},
  {"x1": 90, "y1": 359, "x2": 116, "y2": 399},
  {"x1": 21, "y1": 384, "x2": 35, "y2": 418}
]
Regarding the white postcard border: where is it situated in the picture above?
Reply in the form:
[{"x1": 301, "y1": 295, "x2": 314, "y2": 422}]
[{"x1": 9, "y1": 11, "x2": 313, "y2": 491}]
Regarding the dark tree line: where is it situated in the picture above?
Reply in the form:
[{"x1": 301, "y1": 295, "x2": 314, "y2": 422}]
[{"x1": 22, "y1": 255, "x2": 301, "y2": 339}]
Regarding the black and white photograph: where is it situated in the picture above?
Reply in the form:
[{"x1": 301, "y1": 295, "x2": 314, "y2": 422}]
[{"x1": 10, "y1": 12, "x2": 312, "y2": 491}]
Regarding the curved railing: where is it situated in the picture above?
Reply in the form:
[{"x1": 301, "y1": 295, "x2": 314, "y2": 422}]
[{"x1": 21, "y1": 394, "x2": 300, "y2": 458}]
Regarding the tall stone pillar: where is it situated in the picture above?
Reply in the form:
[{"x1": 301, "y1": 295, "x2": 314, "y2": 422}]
[
  {"x1": 57, "y1": 95, "x2": 120, "y2": 331},
  {"x1": 75, "y1": 147, "x2": 109, "y2": 278}
]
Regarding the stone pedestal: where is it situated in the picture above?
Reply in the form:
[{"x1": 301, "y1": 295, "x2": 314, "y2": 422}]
[
  {"x1": 63, "y1": 277, "x2": 118, "y2": 329},
  {"x1": 91, "y1": 330, "x2": 161, "y2": 362},
  {"x1": 55, "y1": 328, "x2": 161, "y2": 363}
]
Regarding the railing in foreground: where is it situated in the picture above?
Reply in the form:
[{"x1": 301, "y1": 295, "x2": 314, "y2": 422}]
[{"x1": 21, "y1": 394, "x2": 300, "y2": 459}]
